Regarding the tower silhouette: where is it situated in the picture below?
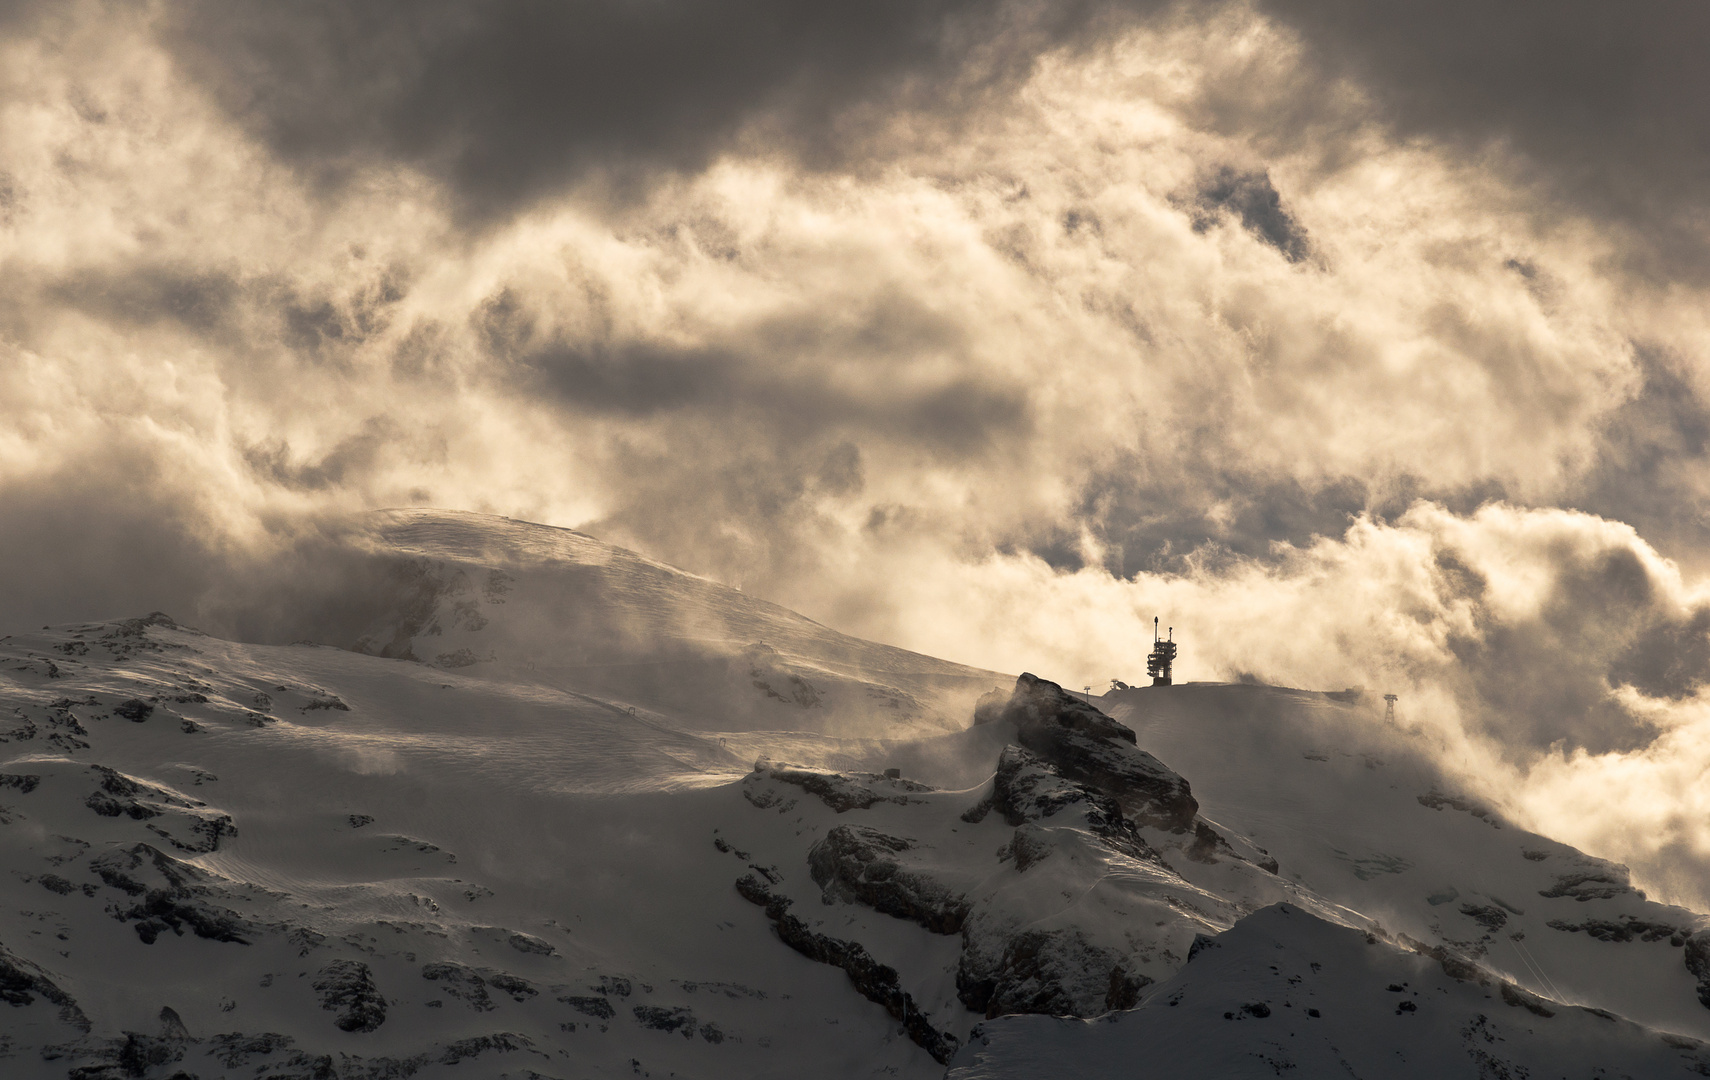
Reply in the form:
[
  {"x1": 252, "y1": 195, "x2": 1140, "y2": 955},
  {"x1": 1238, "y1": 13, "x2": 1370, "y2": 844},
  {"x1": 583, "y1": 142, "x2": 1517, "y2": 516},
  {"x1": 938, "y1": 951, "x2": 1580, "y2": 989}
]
[
  {"x1": 1146, "y1": 618, "x2": 1177, "y2": 686},
  {"x1": 1383, "y1": 694, "x2": 1398, "y2": 723}
]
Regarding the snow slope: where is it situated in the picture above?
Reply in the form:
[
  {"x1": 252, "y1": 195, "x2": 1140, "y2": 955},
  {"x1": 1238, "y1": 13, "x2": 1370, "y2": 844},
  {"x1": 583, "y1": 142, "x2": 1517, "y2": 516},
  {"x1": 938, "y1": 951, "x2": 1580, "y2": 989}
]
[
  {"x1": 0, "y1": 510, "x2": 1705, "y2": 1079},
  {"x1": 350, "y1": 508, "x2": 1004, "y2": 744},
  {"x1": 1107, "y1": 683, "x2": 1710, "y2": 1039}
]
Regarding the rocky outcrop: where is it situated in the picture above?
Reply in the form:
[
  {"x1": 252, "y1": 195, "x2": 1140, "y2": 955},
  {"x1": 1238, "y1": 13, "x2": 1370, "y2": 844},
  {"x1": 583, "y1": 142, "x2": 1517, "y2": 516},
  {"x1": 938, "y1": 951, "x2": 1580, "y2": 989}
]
[
  {"x1": 91, "y1": 843, "x2": 250, "y2": 945},
  {"x1": 1685, "y1": 930, "x2": 1710, "y2": 1009},
  {"x1": 736, "y1": 873, "x2": 961, "y2": 1063},
  {"x1": 981, "y1": 745, "x2": 1158, "y2": 864},
  {"x1": 1538, "y1": 858, "x2": 1635, "y2": 902},
  {"x1": 751, "y1": 763, "x2": 932, "y2": 813},
  {"x1": 0, "y1": 939, "x2": 90, "y2": 1032},
  {"x1": 314, "y1": 961, "x2": 386, "y2": 1032},
  {"x1": 422, "y1": 961, "x2": 496, "y2": 1011},
  {"x1": 808, "y1": 825, "x2": 971, "y2": 934},
  {"x1": 978, "y1": 674, "x2": 1198, "y2": 832},
  {"x1": 82, "y1": 765, "x2": 237, "y2": 852},
  {"x1": 957, "y1": 918, "x2": 1152, "y2": 1019}
]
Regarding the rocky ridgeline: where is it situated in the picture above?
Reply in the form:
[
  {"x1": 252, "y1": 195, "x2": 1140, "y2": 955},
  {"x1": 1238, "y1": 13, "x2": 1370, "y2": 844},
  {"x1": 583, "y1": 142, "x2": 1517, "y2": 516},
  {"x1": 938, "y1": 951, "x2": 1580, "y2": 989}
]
[
  {"x1": 974, "y1": 673, "x2": 1199, "y2": 832},
  {"x1": 734, "y1": 673, "x2": 1300, "y2": 1058}
]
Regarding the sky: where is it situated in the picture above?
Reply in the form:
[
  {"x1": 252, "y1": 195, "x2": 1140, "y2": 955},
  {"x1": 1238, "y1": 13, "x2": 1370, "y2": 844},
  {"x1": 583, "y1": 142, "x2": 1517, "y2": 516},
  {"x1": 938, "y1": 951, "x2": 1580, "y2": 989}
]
[{"x1": 4, "y1": 1, "x2": 1710, "y2": 904}]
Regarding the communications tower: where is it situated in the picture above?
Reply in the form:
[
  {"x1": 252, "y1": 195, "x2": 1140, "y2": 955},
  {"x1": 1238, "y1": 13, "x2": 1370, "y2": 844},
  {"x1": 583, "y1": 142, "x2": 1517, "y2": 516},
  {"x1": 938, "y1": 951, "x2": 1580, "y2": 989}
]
[
  {"x1": 1146, "y1": 618, "x2": 1177, "y2": 686},
  {"x1": 1383, "y1": 694, "x2": 1398, "y2": 723}
]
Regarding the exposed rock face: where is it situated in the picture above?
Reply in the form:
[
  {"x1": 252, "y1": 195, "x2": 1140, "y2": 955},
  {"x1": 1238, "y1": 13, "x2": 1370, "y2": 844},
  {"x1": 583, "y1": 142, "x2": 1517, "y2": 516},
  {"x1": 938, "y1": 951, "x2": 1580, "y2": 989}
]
[
  {"x1": 0, "y1": 939, "x2": 90, "y2": 1032},
  {"x1": 980, "y1": 674, "x2": 1198, "y2": 832},
  {"x1": 957, "y1": 919, "x2": 1152, "y2": 1019},
  {"x1": 314, "y1": 960, "x2": 387, "y2": 1032},
  {"x1": 984, "y1": 745, "x2": 1158, "y2": 863},
  {"x1": 421, "y1": 961, "x2": 496, "y2": 1011},
  {"x1": 1538, "y1": 858, "x2": 1635, "y2": 901},
  {"x1": 91, "y1": 843, "x2": 250, "y2": 945},
  {"x1": 1685, "y1": 931, "x2": 1710, "y2": 1009},
  {"x1": 808, "y1": 825, "x2": 972, "y2": 934},
  {"x1": 753, "y1": 763, "x2": 932, "y2": 813},
  {"x1": 736, "y1": 873, "x2": 961, "y2": 1063}
]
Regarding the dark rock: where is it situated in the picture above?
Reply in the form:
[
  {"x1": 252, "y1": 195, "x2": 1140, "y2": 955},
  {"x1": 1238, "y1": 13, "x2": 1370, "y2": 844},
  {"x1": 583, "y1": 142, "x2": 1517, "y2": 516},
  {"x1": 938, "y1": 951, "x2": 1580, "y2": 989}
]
[
  {"x1": 86, "y1": 790, "x2": 160, "y2": 820},
  {"x1": 1684, "y1": 931, "x2": 1710, "y2": 1009},
  {"x1": 209, "y1": 1032, "x2": 295, "y2": 1068},
  {"x1": 92, "y1": 845, "x2": 249, "y2": 944},
  {"x1": 421, "y1": 962, "x2": 494, "y2": 1011},
  {"x1": 1539, "y1": 863, "x2": 1634, "y2": 901},
  {"x1": 438, "y1": 1032, "x2": 534, "y2": 1065},
  {"x1": 986, "y1": 673, "x2": 1137, "y2": 745},
  {"x1": 507, "y1": 931, "x2": 556, "y2": 955},
  {"x1": 808, "y1": 825, "x2": 971, "y2": 934},
  {"x1": 38, "y1": 874, "x2": 76, "y2": 895},
  {"x1": 957, "y1": 922, "x2": 1152, "y2": 1019},
  {"x1": 989, "y1": 746, "x2": 1158, "y2": 863},
  {"x1": 1461, "y1": 904, "x2": 1509, "y2": 932},
  {"x1": 113, "y1": 699, "x2": 154, "y2": 722},
  {"x1": 1187, "y1": 933, "x2": 1220, "y2": 962},
  {"x1": 757, "y1": 764, "x2": 931, "y2": 813},
  {"x1": 117, "y1": 1029, "x2": 184, "y2": 1076},
  {"x1": 313, "y1": 960, "x2": 386, "y2": 1032},
  {"x1": 347, "y1": 814, "x2": 374, "y2": 828},
  {"x1": 1545, "y1": 917, "x2": 1682, "y2": 943},
  {"x1": 1185, "y1": 821, "x2": 1241, "y2": 864},
  {"x1": 0, "y1": 940, "x2": 91, "y2": 1031},
  {"x1": 1417, "y1": 792, "x2": 1502, "y2": 828},
  {"x1": 1002, "y1": 825, "x2": 1054, "y2": 873},
  {"x1": 1396, "y1": 934, "x2": 1490, "y2": 985},
  {"x1": 736, "y1": 873, "x2": 959, "y2": 1063},
  {"x1": 1500, "y1": 981, "x2": 1556, "y2": 1017},
  {"x1": 634, "y1": 1005, "x2": 697, "y2": 1037},
  {"x1": 985, "y1": 674, "x2": 1198, "y2": 831},
  {"x1": 0, "y1": 773, "x2": 38, "y2": 793},
  {"x1": 559, "y1": 995, "x2": 615, "y2": 1020},
  {"x1": 489, "y1": 973, "x2": 537, "y2": 1001}
]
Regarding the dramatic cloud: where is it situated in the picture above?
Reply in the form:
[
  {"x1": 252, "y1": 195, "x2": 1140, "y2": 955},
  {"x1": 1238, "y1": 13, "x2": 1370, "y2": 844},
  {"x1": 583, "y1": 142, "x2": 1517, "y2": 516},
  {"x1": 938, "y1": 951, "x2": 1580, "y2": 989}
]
[{"x1": 4, "y1": 2, "x2": 1710, "y2": 902}]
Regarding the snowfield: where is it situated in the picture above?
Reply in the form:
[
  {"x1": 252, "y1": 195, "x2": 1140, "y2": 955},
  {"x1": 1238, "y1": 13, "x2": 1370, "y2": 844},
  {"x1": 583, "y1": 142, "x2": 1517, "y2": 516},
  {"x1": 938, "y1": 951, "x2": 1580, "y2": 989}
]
[{"x1": 0, "y1": 509, "x2": 1706, "y2": 1079}]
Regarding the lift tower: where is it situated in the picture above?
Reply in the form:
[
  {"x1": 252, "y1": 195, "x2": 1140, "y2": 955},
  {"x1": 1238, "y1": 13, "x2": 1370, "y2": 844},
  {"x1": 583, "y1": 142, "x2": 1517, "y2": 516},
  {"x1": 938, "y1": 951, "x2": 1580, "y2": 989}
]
[{"x1": 1146, "y1": 618, "x2": 1178, "y2": 686}]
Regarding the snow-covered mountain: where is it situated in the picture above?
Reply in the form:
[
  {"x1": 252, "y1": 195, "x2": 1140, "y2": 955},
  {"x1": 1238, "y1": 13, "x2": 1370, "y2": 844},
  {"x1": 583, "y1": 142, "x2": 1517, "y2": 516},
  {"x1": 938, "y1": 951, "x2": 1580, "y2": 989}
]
[{"x1": 0, "y1": 509, "x2": 1707, "y2": 1079}]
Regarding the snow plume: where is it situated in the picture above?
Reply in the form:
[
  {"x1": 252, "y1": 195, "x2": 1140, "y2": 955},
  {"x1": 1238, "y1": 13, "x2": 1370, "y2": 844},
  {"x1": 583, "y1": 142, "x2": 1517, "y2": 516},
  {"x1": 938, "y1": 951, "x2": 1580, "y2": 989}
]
[{"x1": 4, "y1": 7, "x2": 1710, "y2": 896}]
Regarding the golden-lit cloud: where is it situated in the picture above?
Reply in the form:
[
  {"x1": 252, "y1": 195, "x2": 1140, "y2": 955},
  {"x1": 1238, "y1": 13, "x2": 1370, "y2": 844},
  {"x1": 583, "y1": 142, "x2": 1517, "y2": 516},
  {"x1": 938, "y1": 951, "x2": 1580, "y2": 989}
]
[{"x1": 4, "y1": 2, "x2": 1710, "y2": 903}]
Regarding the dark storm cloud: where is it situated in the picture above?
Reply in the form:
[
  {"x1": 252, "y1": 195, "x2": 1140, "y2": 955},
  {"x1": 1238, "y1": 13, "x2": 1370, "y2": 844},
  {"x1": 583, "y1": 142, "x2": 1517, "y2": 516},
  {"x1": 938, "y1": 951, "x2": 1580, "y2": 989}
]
[
  {"x1": 1256, "y1": 0, "x2": 1710, "y2": 263},
  {"x1": 474, "y1": 283, "x2": 1028, "y2": 452},
  {"x1": 1191, "y1": 167, "x2": 1313, "y2": 264},
  {"x1": 0, "y1": 447, "x2": 407, "y2": 647},
  {"x1": 1567, "y1": 349, "x2": 1710, "y2": 573},
  {"x1": 163, "y1": 0, "x2": 1141, "y2": 222},
  {"x1": 43, "y1": 264, "x2": 242, "y2": 332},
  {"x1": 1445, "y1": 541, "x2": 1710, "y2": 757},
  {"x1": 242, "y1": 420, "x2": 397, "y2": 492}
]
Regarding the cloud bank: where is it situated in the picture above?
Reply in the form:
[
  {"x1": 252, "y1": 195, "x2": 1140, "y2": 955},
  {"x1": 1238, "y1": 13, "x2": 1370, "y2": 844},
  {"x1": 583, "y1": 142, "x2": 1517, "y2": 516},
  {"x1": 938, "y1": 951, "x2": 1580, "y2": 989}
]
[{"x1": 3, "y1": 1, "x2": 1710, "y2": 902}]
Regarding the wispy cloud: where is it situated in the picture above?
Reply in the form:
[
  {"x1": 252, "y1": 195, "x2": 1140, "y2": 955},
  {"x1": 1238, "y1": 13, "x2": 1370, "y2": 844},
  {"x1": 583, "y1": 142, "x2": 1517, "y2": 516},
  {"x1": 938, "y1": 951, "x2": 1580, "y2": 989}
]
[{"x1": 3, "y1": 1, "x2": 1710, "y2": 903}]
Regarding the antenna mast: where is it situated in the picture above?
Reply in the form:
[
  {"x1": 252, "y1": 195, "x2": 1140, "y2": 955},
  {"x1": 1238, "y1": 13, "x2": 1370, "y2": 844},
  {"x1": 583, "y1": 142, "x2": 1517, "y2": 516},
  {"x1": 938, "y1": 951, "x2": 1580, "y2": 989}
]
[{"x1": 1146, "y1": 617, "x2": 1178, "y2": 686}]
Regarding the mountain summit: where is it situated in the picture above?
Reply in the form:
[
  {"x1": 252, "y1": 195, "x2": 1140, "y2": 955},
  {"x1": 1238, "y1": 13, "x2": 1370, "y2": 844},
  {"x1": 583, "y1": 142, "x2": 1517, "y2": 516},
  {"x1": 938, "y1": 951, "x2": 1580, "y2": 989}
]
[{"x1": 0, "y1": 510, "x2": 1704, "y2": 1079}]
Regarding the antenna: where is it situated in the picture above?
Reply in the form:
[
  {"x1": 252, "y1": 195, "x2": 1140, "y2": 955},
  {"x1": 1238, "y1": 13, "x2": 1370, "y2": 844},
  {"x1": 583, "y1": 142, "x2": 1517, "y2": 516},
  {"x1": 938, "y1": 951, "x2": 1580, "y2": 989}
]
[
  {"x1": 1383, "y1": 694, "x2": 1398, "y2": 723},
  {"x1": 1146, "y1": 617, "x2": 1178, "y2": 687}
]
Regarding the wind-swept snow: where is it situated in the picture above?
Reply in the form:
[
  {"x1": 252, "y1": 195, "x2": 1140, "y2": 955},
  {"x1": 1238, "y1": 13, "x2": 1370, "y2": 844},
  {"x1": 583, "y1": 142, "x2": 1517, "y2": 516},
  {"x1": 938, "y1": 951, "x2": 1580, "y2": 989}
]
[{"x1": 0, "y1": 510, "x2": 1703, "y2": 1079}]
